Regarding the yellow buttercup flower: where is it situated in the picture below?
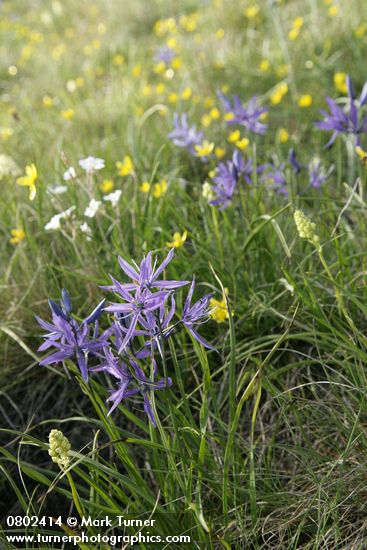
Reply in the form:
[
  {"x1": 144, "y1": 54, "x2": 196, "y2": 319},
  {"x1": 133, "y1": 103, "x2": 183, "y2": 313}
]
[
  {"x1": 278, "y1": 128, "x2": 289, "y2": 143},
  {"x1": 17, "y1": 163, "x2": 37, "y2": 200},
  {"x1": 166, "y1": 230, "x2": 187, "y2": 248},
  {"x1": 209, "y1": 107, "x2": 220, "y2": 120},
  {"x1": 236, "y1": 137, "x2": 249, "y2": 150},
  {"x1": 201, "y1": 114, "x2": 212, "y2": 127},
  {"x1": 10, "y1": 228, "x2": 25, "y2": 245},
  {"x1": 228, "y1": 130, "x2": 241, "y2": 143},
  {"x1": 195, "y1": 140, "x2": 215, "y2": 157},
  {"x1": 245, "y1": 5, "x2": 260, "y2": 18},
  {"x1": 298, "y1": 94, "x2": 313, "y2": 108},
  {"x1": 334, "y1": 72, "x2": 347, "y2": 94},
  {"x1": 116, "y1": 156, "x2": 134, "y2": 177},
  {"x1": 153, "y1": 179, "x2": 168, "y2": 198},
  {"x1": 270, "y1": 82, "x2": 288, "y2": 105},
  {"x1": 259, "y1": 59, "x2": 270, "y2": 72},
  {"x1": 140, "y1": 181, "x2": 151, "y2": 193},
  {"x1": 328, "y1": 5, "x2": 339, "y2": 16},
  {"x1": 168, "y1": 92, "x2": 178, "y2": 104},
  {"x1": 61, "y1": 108, "x2": 74, "y2": 120},
  {"x1": 181, "y1": 87, "x2": 192, "y2": 100},
  {"x1": 224, "y1": 112, "x2": 235, "y2": 121},
  {"x1": 100, "y1": 179, "x2": 114, "y2": 193},
  {"x1": 215, "y1": 146, "x2": 226, "y2": 159},
  {"x1": 210, "y1": 295, "x2": 229, "y2": 323}
]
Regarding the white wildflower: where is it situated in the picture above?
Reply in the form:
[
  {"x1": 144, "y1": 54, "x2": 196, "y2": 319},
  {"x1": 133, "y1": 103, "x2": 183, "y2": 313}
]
[
  {"x1": 84, "y1": 198, "x2": 101, "y2": 218},
  {"x1": 103, "y1": 189, "x2": 122, "y2": 207},
  {"x1": 44, "y1": 206, "x2": 75, "y2": 231},
  {"x1": 79, "y1": 156, "x2": 105, "y2": 173},
  {"x1": 80, "y1": 222, "x2": 92, "y2": 240},
  {"x1": 63, "y1": 166, "x2": 76, "y2": 181}
]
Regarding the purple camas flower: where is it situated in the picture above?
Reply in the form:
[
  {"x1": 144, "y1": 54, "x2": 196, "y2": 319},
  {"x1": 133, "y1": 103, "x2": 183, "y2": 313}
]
[
  {"x1": 262, "y1": 163, "x2": 288, "y2": 196},
  {"x1": 38, "y1": 250, "x2": 215, "y2": 426},
  {"x1": 182, "y1": 280, "x2": 214, "y2": 349},
  {"x1": 168, "y1": 113, "x2": 204, "y2": 153},
  {"x1": 210, "y1": 151, "x2": 267, "y2": 209},
  {"x1": 218, "y1": 91, "x2": 268, "y2": 134},
  {"x1": 154, "y1": 45, "x2": 175, "y2": 64},
  {"x1": 315, "y1": 75, "x2": 367, "y2": 147},
  {"x1": 36, "y1": 289, "x2": 105, "y2": 382},
  {"x1": 308, "y1": 158, "x2": 334, "y2": 188}
]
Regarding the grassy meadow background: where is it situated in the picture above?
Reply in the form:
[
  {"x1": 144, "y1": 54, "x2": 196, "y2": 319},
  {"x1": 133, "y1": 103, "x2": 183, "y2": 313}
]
[{"x1": 1, "y1": 0, "x2": 367, "y2": 548}]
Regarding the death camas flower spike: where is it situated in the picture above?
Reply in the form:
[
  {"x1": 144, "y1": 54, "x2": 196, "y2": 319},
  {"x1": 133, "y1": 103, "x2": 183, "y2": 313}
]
[{"x1": 37, "y1": 250, "x2": 215, "y2": 426}]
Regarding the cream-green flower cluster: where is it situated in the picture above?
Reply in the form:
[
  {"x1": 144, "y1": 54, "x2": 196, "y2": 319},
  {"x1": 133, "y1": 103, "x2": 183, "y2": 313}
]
[
  {"x1": 294, "y1": 209, "x2": 321, "y2": 249},
  {"x1": 48, "y1": 429, "x2": 71, "y2": 469}
]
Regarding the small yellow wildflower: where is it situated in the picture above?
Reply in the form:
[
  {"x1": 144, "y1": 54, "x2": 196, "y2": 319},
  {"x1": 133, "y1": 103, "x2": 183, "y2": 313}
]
[
  {"x1": 168, "y1": 92, "x2": 178, "y2": 104},
  {"x1": 201, "y1": 114, "x2": 212, "y2": 127},
  {"x1": 17, "y1": 163, "x2": 37, "y2": 200},
  {"x1": 298, "y1": 94, "x2": 313, "y2": 108},
  {"x1": 0, "y1": 127, "x2": 13, "y2": 140},
  {"x1": 113, "y1": 54, "x2": 125, "y2": 66},
  {"x1": 153, "y1": 179, "x2": 168, "y2": 198},
  {"x1": 116, "y1": 156, "x2": 134, "y2": 177},
  {"x1": 195, "y1": 140, "x2": 215, "y2": 157},
  {"x1": 181, "y1": 87, "x2": 192, "y2": 100},
  {"x1": 210, "y1": 295, "x2": 229, "y2": 323},
  {"x1": 100, "y1": 179, "x2": 114, "y2": 193},
  {"x1": 156, "y1": 83, "x2": 165, "y2": 94},
  {"x1": 171, "y1": 57, "x2": 182, "y2": 70},
  {"x1": 288, "y1": 28, "x2": 300, "y2": 41},
  {"x1": 140, "y1": 181, "x2": 151, "y2": 193},
  {"x1": 293, "y1": 17, "x2": 304, "y2": 29},
  {"x1": 215, "y1": 146, "x2": 226, "y2": 159},
  {"x1": 10, "y1": 228, "x2": 25, "y2": 245},
  {"x1": 245, "y1": 5, "x2": 260, "y2": 18},
  {"x1": 43, "y1": 95, "x2": 54, "y2": 107},
  {"x1": 154, "y1": 61, "x2": 166, "y2": 75},
  {"x1": 208, "y1": 169, "x2": 217, "y2": 179},
  {"x1": 355, "y1": 23, "x2": 367, "y2": 38},
  {"x1": 75, "y1": 77, "x2": 84, "y2": 88},
  {"x1": 224, "y1": 112, "x2": 235, "y2": 122},
  {"x1": 209, "y1": 107, "x2": 220, "y2": 120},
  {"x1": 61, "y1": 108, "x2": 74, "y2": 120},
  {"x1": 132, "y1": 65, "x2": 141, "y2": 78},
  {"x1": 259, "y1": 59, "x2": 270, "y2": 72},
  {"x1": 278, "y1": 128, "x2": 289, "y2": 143},
  {"x1": 236, "y1": 137, "x2": 249, "y2": 150},
  {"x1": 270, "y1": 82, "x2": 288, "y2": 105},
  {"x1": 228, "y1": 130, "x2": 241, "y2": 143},
  {"x1": 216, "y1": 28, "x2": 225, "y2": 39},
  {"x1": 334, "y1": 72, "x2": 347, "y2": 94},
  {"x1": 166, "y1": 230, "x2": 187, "y2": 248},
  {"x1": 328, "y1": 5, "x2": 339, "y2": 16}
]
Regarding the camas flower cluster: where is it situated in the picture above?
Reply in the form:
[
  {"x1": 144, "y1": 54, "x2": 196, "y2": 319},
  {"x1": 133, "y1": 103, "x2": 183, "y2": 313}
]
[{"x1": 37, "y1": 250, "x2": 214, "y2": 426}]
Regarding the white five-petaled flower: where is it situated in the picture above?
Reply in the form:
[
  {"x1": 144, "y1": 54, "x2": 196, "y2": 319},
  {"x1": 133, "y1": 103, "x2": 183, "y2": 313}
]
[
  {"x1": 103, "y1": 189, "x2": 122, "y2": 207},
  {"x1": 63, "y1": 166, "x2": 76, "y2": 181},
  {"x1": 79, "y1": 156, "x2": 105, "y2": 173},
  {"x1": 84, "y1": 198, "x2": 102, "y2": 218},
  {"x1": 44, "y1": 206, "x2": 75, "y2": 231}
]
